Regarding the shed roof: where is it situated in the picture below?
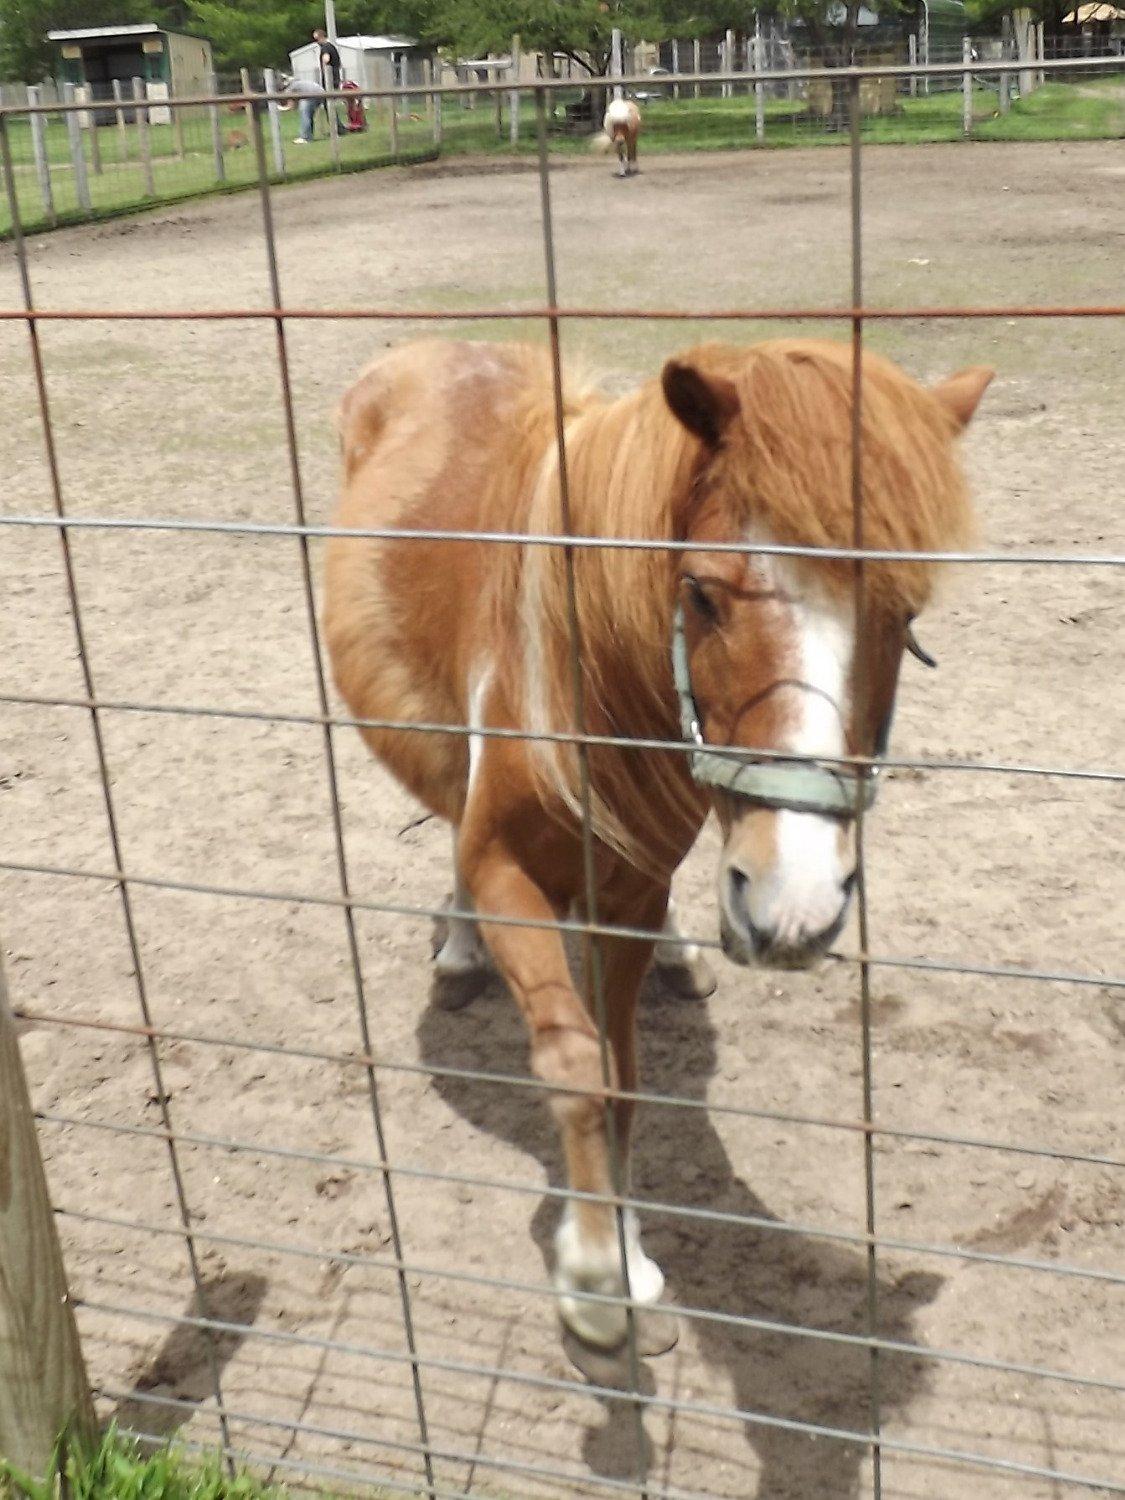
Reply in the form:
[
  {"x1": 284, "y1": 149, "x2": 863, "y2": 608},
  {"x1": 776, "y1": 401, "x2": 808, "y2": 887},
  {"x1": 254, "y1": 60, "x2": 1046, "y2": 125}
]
[
  {"x1": 292, "y1": 33, "x2": 420, "y2": 53},
  {"x1": 48, "y1": 24, "x2": 160, "y2": 41}
]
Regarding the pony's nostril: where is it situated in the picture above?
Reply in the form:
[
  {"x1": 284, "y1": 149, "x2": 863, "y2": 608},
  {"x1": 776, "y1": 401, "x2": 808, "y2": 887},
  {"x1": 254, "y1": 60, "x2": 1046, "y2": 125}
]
[{"x1": 726, "y1": 864, "x2": 751, "y2": 921}]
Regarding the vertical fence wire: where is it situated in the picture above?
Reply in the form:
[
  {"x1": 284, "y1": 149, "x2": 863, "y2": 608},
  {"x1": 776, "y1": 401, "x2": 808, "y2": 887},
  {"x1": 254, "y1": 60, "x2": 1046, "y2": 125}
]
[
  {"x1": 0, "y1": 111, "x2": 236, "y2": 1472},
  {"x1": 847, "y1": 75, "x2": 884, "y2": 1499},
  {"x1": 247, "y1": 106, "x2": 437, "y2": 1497},
  {"x1": 533, "y1": 85, "x2": 652, "y2": 1495}
]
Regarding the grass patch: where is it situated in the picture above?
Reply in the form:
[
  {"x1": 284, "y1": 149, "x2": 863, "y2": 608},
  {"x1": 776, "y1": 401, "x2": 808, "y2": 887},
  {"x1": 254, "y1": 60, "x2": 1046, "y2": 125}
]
[{"x1": 0, "y1": 1429, "x2": 296, "y2": 1500}]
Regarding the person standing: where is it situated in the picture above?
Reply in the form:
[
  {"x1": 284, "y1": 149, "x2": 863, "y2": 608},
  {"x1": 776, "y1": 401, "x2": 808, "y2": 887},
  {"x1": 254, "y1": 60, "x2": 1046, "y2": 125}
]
[{"x1": 313, "y1": 29, "x2": 342, "y2": 89}]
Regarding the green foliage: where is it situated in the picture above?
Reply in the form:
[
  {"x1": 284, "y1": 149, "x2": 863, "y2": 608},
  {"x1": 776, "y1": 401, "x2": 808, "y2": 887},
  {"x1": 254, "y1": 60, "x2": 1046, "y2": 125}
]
[
  {"x1": 0, "y1": 0, "x2": 188, "y2": 82},
  {"x1": 0, "y1": 1428, "x2": 291, "y2": 1500}
]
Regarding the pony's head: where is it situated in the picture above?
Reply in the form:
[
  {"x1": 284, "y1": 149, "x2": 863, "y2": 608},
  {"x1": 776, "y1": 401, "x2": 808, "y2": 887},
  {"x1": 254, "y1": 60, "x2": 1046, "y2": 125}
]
[{"x1": 662, "y1": 341, "x2": 991, "y2": 969}]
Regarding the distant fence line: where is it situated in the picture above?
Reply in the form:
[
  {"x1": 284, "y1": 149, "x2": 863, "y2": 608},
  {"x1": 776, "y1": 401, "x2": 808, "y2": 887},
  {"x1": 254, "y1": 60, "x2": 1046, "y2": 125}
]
[{"x1": 0, "y1": 48, "x2": 1122, "y2": 239}]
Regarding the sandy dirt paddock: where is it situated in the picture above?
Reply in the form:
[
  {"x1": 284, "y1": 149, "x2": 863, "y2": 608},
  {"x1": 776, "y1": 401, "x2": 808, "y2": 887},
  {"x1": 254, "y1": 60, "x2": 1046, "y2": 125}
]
[{"x1": 1, "y1": 140, "x2": 1123, "y2": 1500}]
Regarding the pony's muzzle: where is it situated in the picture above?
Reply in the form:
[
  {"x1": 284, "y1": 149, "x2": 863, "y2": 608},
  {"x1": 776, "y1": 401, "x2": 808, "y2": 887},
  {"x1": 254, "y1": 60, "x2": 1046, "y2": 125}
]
[{"x1": 719, "y1": 855, "x2": 854, "y2": 970}]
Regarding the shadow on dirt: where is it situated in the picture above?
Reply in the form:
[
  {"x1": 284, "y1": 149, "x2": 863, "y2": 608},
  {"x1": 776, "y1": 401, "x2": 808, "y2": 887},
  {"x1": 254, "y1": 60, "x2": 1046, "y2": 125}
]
[{"x1": 416, "y1": 963, "x2": 941, "y2": 1500}]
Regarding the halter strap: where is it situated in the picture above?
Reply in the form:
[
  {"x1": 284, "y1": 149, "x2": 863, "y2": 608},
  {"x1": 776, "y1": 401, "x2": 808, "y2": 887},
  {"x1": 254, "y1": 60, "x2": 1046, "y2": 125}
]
[{"x1": 671, "y1": 601, "x2": 877, "y2": 819}]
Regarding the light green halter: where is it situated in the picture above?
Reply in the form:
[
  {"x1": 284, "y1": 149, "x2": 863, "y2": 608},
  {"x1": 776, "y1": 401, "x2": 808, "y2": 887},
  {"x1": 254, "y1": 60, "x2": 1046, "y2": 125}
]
[{"x1": 671, "y1": 601, "x2": 878, "y2": 820}]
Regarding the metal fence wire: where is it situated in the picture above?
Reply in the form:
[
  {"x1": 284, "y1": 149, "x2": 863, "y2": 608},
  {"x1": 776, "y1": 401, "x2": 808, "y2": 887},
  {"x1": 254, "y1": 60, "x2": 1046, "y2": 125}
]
[{"x1": 1, "y1": 57, "x2": 1123, "y2": 1500}]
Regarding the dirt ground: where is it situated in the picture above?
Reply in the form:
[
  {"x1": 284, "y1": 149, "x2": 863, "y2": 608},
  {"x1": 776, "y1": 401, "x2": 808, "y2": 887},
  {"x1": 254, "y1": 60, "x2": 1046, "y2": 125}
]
[{"x1": 1, "y1": 140, "x2": 1123, "y2": 1500}]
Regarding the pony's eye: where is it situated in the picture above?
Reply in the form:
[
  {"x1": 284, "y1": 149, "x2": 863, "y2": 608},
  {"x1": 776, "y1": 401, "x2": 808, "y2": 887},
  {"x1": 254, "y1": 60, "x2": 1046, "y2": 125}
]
[
  {"x1": 905, "y1": 621, "x2": 937, "y2": 669},
  {"x1": 683, "y1": 574, "x2": 720, "y2": 625}
]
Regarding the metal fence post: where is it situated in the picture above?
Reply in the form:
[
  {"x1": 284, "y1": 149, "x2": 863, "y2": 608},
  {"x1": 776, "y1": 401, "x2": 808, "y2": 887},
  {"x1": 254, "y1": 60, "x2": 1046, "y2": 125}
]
[
  {"x1": 262, "y1": 68, "x2": 286, "y2": 177},
  {"x1": 132, "y1": 77, "x2": 155, "y2": 196},
  {"x1": 0, "y1": 945, "x2": 96, "y2": 1482},
  {"x1": 111, "y1": 77, "x2": 129, "y2": 160},
  {"x1": 962, "y1": 36, "x2": 973, "y2": 134},
  {"x1": 209, "y1": 72, "x2": 226, "y2": 182},
  {"x1": 62, "y1": 83, "x2": 92, "y2": 216},
  {"x1": 26, "y1": 86, "x2": 56, "y2": 225}
]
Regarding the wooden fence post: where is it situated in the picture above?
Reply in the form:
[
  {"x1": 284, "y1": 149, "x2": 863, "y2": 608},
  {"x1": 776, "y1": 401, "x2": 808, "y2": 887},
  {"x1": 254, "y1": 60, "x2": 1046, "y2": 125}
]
[
  {"x1": 430, "y1": 60, "x2": 443, "y2": 146},
  {"x1": 0, "y1": 948, "x2": 96, "y2": 1481},
  {"x1": 909, "y1": 33, "x2": 918, "y2": 97},
  {"x1": 262, "y1": 68, "x2": 286, "y2": 177},
  {"x1": 62, "y1": 83, "x2": 92, "y2": 215},
  {"x1": 723, "y1": 29, "x2": 735, "y2": 97},
  {"x1": 509, "y1": 33, "x2": 521, "y2": 146},
  {"x1": 754, "y1": 21, "x2": 765, "y2": 140},
  {"x1": 173, "y1": 90, "x2": 186, "y2": 160},
  {"x1": 611, "y1": 28, "x2": 625, "y2": 101},
  {"x1": 962, "y1": 36, "x2": 973, "y2": 134},
  {"x1": 26, "y1": 86, "x2": 56, "y2": 225},
  {"x1": 999, "y1": 42, "x2": 1011, "y2": 112},
  {"x1": 671, "y1": 39, "x2": 680, "y2": 99},
  {"x1": 82, "y1": 88, "x2": 102, "y2": 175},
  {"x1": 132, "y1": 77, "x2": 155, "y2": 196},
  {"x1": 209, "y1": 72, "x2": 226, "y2": 181},
  {"x1": 693, "y1": 37, "x2": 702, "y2": 98},
  {"x1": 1036, "y1": 21, "x2": 1046, "y2": 86},
  {"x1": 111, "y1": 78, "x2": 129, "y2": 160}
]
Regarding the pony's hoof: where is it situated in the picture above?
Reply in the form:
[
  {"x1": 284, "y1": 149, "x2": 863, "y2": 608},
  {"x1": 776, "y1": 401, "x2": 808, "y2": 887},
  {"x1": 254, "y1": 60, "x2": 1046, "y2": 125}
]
[
  {"x1": 634, "y1": 1305, "x2": 680, "y2": 1356},
  {"x1": 656, "y1": 954, "x2": 717, "y2": 1001},
  {"x1": 561, "y1": 1307, "x2": 680, "y2": 1379},
  {"x1": 431, "y1": 966, "x2": 489, "y2": 1011}
]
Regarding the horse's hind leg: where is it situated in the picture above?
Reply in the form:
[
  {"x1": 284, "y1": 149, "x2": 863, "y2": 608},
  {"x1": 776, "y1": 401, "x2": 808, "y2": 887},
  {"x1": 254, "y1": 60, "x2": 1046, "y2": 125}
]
[
  {"x1": 432, "y1": 828, "x2": 490, "y2": 1010},
  {"x1": 652, "y1": 897, "x2": 716, "y2": 1000},
  {"x1": 613, "y1": 135, "x2": 628, "y2": 178},
  {"x1": 626, "y1": 131, "x2": 639, "y2": 175}
]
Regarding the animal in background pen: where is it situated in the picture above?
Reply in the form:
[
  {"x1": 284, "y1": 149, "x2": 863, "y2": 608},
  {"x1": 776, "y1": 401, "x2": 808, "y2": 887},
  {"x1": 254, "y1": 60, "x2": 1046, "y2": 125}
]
[
  {"x1": 323, "y1": 337, "x2": 990, "y2": 1354},
  {"x1": 595, "y1": 97, "x2": 641, "y2": 176}
]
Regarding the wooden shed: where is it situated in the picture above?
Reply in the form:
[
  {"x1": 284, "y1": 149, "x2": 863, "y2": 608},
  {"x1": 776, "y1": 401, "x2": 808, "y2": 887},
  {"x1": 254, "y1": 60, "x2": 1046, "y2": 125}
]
[{"x1": 49, "y1": 23, "x2": 214, "y2": 124}]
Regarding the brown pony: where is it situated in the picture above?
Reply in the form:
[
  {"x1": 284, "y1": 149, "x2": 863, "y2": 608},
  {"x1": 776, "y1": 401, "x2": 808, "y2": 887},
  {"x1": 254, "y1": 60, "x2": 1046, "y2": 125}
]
[
  {"x1": 602, "y1": 98, "x2": 641, "y2": 177},
  {"x1": 324, "y1": 338, "x2": 990, "y2": 1350}
]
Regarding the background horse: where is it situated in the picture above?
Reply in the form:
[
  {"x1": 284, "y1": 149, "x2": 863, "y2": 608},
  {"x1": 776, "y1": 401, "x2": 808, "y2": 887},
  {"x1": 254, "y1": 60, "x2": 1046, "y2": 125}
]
[
  {"x1": 324, "y1": 337, "x2": 990, "y2": 1351},
  {"x1": 601, "y1": 98, "x2": 641, "y2": 176}
]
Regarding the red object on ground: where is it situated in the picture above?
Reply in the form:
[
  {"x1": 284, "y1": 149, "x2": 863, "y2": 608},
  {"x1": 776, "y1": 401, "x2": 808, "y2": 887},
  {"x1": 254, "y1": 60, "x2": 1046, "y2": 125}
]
[{"x1": 341, "y1": 81, "x2": 366, "y2": 133}]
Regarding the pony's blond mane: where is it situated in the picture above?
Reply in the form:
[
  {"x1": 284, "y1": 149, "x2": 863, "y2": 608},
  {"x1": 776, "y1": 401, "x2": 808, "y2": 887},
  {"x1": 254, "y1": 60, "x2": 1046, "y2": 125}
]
[{"x1": 507, "y1": 340, "x2": 976, "y2": 873}]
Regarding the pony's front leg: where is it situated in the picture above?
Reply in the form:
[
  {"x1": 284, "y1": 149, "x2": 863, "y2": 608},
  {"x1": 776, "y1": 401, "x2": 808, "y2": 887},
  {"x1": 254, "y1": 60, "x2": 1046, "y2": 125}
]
[
  {"x1": 465, "y1": 841, "x2": 655, "y2": 1349},
  {"x1": 653, "y1": 896, "x2": 717, "y2": 1000}
]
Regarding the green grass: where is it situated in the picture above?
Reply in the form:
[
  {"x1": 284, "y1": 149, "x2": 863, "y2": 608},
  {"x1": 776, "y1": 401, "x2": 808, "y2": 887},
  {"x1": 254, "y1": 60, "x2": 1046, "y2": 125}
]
[
  {"x1": 0, "y1": 106, "x2": 438, "y2": 237},
  {"x1": 0, "y1": 1429, "x2": 296, "y2": 1500},
  {"x1": 2, "y1": 75, "x2": 1121, "y2": 239}
]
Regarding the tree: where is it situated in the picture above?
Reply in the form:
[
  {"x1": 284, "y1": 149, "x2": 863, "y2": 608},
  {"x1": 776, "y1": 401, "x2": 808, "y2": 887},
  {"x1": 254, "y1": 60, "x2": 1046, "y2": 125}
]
[{"x1": 0, "y1": 0, "x2": 188, "y2": 82}]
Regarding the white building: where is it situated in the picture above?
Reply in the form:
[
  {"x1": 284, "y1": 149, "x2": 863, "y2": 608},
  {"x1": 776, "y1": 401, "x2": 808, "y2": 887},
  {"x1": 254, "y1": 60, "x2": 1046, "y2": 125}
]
[{"x1": 288, "y1": 34, "x2": 433, "y2": 93}]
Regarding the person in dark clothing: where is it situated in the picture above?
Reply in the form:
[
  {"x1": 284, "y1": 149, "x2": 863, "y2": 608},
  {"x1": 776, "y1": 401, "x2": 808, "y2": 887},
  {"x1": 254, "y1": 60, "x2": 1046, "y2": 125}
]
[{"x1": 312, "y1": 29, "x2": 342, "y2": 89}]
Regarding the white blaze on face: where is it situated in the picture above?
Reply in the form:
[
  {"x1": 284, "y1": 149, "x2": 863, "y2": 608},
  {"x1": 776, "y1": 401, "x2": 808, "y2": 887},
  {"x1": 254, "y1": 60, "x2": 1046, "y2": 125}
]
[{"x1": 743, "y1": 550, "x2": 855, "y2": 948}]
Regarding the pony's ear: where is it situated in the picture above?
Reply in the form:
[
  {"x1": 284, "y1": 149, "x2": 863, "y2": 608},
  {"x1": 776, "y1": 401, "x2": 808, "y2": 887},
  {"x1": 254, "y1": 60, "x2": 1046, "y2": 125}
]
[
  {"x1": 933, "y1": 366, "x2": 994, "y2": 430},
  {"x1": 662, "y1": 361, "x2": 740, "y2": 446}
]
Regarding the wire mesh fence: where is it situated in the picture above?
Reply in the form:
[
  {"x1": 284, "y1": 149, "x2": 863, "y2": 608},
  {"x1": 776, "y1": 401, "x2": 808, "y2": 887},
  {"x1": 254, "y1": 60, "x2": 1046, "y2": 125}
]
[{"x1": 1, "y1": 55, "x2": 1123, "y2": 1500}]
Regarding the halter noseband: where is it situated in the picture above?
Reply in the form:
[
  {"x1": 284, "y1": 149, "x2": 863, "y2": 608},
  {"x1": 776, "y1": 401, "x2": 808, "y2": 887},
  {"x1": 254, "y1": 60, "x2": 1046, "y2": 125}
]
[{"x1": 671, "y1": 601, "x2": 878, "y2": 820}]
